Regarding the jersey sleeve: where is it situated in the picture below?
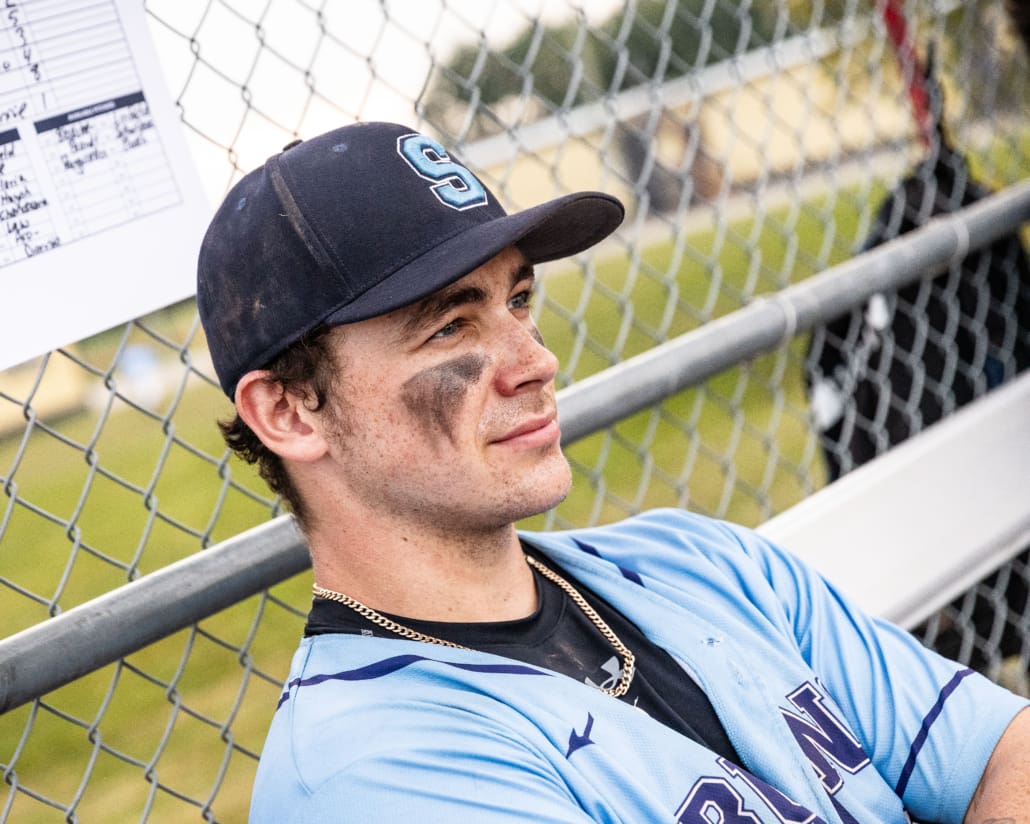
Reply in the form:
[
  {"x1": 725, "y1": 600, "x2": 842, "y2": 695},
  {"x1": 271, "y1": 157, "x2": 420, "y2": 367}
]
[{"x1": 717, "y1": 518, "x2": 1028, "y2": 823}]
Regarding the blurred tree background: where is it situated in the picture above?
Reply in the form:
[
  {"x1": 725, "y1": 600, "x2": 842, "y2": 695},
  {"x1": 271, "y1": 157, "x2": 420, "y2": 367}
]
[{"x1": 420, "y1": 0, "x2": 1029, "y2": 212}]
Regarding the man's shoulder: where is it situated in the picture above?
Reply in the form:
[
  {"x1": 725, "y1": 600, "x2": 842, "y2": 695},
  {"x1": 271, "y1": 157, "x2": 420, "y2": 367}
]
[
  {"x1": 520, "y1": 509, "x2": 777, "y2": 600},
  {"x1": 522, "y1": 507, "x2": 761, "y2": 564}
]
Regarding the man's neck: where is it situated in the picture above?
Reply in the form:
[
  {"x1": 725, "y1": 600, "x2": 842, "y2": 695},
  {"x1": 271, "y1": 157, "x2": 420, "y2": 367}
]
[{"x1": 305, "y1": 517, "x2": 538, "y2": 623}]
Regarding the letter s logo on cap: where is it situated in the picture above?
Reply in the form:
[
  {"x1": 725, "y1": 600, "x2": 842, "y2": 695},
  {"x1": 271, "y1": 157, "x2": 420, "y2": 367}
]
[{"x1": 397, "y1": 133, "x2": 488, "y2": 211}]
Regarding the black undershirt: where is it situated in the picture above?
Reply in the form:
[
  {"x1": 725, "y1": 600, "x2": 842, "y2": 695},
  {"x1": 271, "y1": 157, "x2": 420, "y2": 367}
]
[{"x1": 305, "y1": 546, "x2": 741, "y2": 766}]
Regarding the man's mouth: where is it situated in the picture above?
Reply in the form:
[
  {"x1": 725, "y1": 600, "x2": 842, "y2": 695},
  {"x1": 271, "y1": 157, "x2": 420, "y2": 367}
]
[{"x1": 490, "y1": 414, "x2": 560, "y2": 447}]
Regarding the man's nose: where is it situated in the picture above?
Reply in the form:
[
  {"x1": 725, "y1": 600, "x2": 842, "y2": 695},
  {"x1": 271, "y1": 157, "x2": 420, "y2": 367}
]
[{"x1": 494, "y1": 318, "x2": 559, "y2": 396}]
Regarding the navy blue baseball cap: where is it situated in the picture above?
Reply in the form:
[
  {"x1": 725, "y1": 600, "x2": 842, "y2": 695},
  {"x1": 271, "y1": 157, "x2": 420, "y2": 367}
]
[{"x1": 197, "y1": 121, "x2": 624, "y2": 398}]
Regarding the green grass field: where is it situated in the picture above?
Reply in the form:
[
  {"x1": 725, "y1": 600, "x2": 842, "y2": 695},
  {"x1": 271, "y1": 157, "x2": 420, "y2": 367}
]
[{"x1": 0, "y1": 129, "x2": 1025, "y2": 821}]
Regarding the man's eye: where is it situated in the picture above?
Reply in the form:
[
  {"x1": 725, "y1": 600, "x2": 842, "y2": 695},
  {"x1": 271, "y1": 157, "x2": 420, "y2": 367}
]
[
  {"x1": 508, "y1": 289, "x2": 533, "y2": 310},
  {"x1": 432, "y1": 319, "x2": 461, "y2": 339}
]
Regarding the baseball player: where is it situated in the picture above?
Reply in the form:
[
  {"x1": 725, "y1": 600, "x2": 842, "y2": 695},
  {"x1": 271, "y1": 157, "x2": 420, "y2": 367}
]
[{"x1": 196, "y1": 121, "x2": 1029, "y2": 823}]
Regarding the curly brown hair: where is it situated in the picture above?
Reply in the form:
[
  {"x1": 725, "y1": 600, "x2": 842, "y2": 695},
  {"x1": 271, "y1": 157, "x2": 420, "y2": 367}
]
[{"x1": 219, "y1": 325, "x2": 345, "y2": 526}]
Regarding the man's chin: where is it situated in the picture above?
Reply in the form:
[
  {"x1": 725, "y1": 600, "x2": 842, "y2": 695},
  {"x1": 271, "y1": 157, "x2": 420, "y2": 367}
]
[{"x1": 522, "y1": 466, "x2": 573, "y2": 520}]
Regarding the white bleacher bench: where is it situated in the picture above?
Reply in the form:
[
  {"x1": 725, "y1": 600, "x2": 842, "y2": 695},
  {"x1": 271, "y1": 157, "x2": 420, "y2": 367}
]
[{"x1": 759, "y1": 369, "x2": 1030, "y2": 630}]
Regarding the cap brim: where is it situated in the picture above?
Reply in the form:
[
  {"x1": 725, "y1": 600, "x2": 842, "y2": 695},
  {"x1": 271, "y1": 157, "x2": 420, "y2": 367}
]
[{"x1": 324, "y1": 191, "x2": 624, "y2": 326}]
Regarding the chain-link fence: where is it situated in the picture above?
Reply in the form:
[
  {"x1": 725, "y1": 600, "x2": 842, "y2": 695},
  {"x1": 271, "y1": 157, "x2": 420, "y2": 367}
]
[{"x1": 1, "y1": 0, "x2": 1028, "y2": 820}]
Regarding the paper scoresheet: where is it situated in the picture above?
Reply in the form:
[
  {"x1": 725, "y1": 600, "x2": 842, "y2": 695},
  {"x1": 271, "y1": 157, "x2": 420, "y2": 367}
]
[{"x1": 0, "y1": 0, "x2": 210, "y2": 371}]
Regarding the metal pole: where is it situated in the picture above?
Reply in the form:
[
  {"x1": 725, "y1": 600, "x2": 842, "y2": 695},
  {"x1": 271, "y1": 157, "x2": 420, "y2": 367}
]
[{"x1": 0, "y1": 516, "x2": 308, "y2": 714}]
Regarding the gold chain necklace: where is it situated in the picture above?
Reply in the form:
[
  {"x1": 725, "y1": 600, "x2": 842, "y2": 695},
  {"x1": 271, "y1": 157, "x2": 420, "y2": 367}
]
[{"x1": 312, "y1": 555, "x2": 637, "y2": 698}]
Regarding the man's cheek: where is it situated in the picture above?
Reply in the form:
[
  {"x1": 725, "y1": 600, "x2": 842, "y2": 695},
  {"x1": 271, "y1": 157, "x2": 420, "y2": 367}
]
[{"x1": 401, "y1": 354, "x2": 489, "y2": 444}]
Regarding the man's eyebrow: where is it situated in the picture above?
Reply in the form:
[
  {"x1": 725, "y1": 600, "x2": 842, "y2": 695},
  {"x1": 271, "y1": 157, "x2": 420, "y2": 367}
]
[
  {"x1": 397, "y1": 262, "x2": 537, "y2": 341},
  {"x1": 398, "y1": 284, "x2": 488, "y2": 340},
  {"x1": 513, "y1": 262, "x2": 535, "y2": 287}
]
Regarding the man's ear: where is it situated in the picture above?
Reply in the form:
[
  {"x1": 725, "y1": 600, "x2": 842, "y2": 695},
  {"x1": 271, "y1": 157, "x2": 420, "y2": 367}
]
[{"x1": 235, "y1": 371, "x2": 329, "y2": 464}]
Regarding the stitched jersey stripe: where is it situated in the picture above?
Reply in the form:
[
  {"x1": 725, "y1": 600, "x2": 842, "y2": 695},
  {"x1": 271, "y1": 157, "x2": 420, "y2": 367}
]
[
  {"x1": 276, "y1": 654, "x2": 550, "y2": 709},
  {"x1": 894, "y1": 668, "x2": 974, "y2": 798},
  {"x1": 572, "y1": 538, "x2": 644, "y2": 586}
]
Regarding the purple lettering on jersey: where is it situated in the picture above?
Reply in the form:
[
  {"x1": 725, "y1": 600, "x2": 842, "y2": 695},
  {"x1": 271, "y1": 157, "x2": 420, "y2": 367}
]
[
  {"x1": 774, "y1": 681, "x2": 871, "y2": 823},
  {"x1": 675, "y1": 760, "x2": 827, "y2": 823},
  {"x1": 676, "y1": 777, "x2": 764, "y2": 823},
  {"x1": 719, "y1": 760, "x2": 827, "y2": 823},
  {"x1": 781, "y1": 682, "x2": 870, "y2": 793}
]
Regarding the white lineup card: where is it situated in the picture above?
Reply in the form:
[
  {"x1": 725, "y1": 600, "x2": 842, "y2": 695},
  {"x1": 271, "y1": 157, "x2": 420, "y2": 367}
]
[{"x1": 0, "y1": 0, "x2": 210, "y2": 372}]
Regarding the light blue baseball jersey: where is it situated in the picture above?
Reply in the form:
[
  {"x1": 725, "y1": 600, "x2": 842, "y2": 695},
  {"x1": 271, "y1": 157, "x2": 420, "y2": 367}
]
[{"x1": 250, "y1": 509, "x2": 1027, "y2": 823}]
